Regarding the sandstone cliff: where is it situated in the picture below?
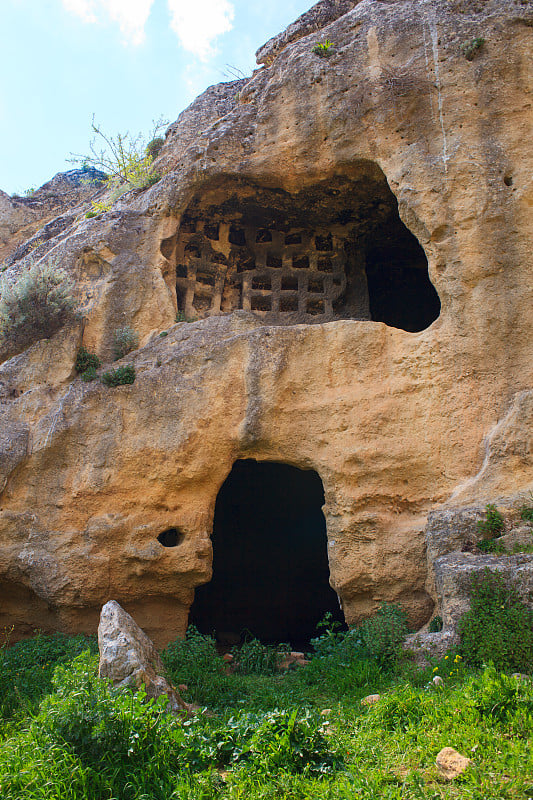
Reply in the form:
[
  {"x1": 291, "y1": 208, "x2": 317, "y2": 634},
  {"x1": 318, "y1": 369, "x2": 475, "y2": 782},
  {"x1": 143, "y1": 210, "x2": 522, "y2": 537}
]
[{"x1": 0, "y1": 0, "x2": 532, "y2": 646}]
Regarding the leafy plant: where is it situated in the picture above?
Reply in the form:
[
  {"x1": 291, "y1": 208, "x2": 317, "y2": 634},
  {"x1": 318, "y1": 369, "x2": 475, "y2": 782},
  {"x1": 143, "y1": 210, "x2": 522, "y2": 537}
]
[
  {"x1": 428, "y1": 615, "x2": 443, "y2": 633},
  {"x1": 0, "y1": 258, "x2": 77, "y2": 355},
  {"x1": 101, "y1": 364, "x2": 135, "y2": 387},
  {"x1": 162, "y1": 625, "x2": 224, "y2": 686},
  {"x1": 113, "y1": 325, "x2": 139, "y2": 360},
  {"x1": 458, "y1": 569, "x2": 533, "y2": 672},
  {"x1": 312, "y1": 40, "x2": 334, "y2": 58},
  {"x1": 85, "y1": 210, "x2": 98, "y2": 219},
  {"x1": 358, "y1": 603, "x2": 409, "y2": 667},
  {"x1": 232, "y1": 638, "x2": 290, "y2": 676},
  {"x1": 477, "y1": 537, "x2": 504, "y2": 554},
  {"x1": 462, "y1": 37, "x2": 485, "y2": 61},
  {"x1": 70, "y1": 115, "x2": 168, "y2": 214},
  {"x1": 75, "y1": 345, "x2": 100, "y2": 374},
  {"x1": 477, "y1": 503, "x2": 504, "y2": 538}
]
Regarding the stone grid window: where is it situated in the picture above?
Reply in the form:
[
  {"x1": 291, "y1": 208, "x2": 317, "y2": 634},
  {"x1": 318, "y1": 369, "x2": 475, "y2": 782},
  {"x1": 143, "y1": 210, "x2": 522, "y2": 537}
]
[{"x1": 174, "y1": 220, "x2": 349, "y2": 323}]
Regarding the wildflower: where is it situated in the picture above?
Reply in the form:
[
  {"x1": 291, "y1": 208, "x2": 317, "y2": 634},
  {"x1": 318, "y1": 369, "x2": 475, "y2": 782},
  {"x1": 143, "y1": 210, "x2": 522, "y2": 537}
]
[{"x1": 433, "y1": 667, "x2": 439, "y2": 673}]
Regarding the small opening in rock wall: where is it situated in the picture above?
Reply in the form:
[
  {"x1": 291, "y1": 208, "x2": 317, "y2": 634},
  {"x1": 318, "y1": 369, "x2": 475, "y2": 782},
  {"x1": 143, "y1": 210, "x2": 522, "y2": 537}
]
[
  {"x1": 229, "y1": 226, "x2": 246, "y2": 245},
  {"x1": 204, "y1": 223, "x2": 219, "y2": 240},
  {"x1": 256, "y1": 229, "x2": 272, "y2": 243},
  {"x1": 235, "y1": 252, "x2": 255, "y2": 272},
  {"x1": 251, "y1": 296, "x2": 271, "y2": 311},
  {"x1": 307, "y1": 299, "x2": 325, "y2": 315},
  {"x1": 281, "y1": 276, "x2": 299, "y2": 291},
  {"x1": 189, "y1": 460, "x2": 345, "y2": 644},
  {"x1": 280, "y1": 296, "x2": 298, "y2": 312},
  {"x1": 266, "y1": 253, "x2": 282, "y2": 268},
  {"x1": 308, "y1": 278, "x2": 323, "y2": 294},
  {"x1": 317, "y1": 257, "x2": 333, "y2": 273},
  {"x1": 315, "y1": 234, "x2": 333, "y2": 251},
  {"x1": 252, "y1": 277, "x2": 272, "y2": 290},
  {"x1": 504, "y1": 174, "x2": 513, "y2": 187},
  {"x1": 180, "y1": 214, "x2": 196, "y2": 233},
  {"x1": 157, "y1": 528, "x2": 184, "y2": 547},
  {"x1": 176, "y1": 264, "x2": 188, "y2": 278},
  {"x1": 185, "y1": 243, "x2": 201, "y2": 258},
  {"x1": 293, "y1": 255, "x2": 309, "y2": 269}
]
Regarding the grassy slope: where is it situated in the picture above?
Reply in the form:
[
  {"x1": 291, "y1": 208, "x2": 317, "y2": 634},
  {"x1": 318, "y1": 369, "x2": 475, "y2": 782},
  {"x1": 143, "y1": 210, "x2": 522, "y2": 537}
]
[{"x1": 0, "y1": 630, "x2": 532, "y2": 800}]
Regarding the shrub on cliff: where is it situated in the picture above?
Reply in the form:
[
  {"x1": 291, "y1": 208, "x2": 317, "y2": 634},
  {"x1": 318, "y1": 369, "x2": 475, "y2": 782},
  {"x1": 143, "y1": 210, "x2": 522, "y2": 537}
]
[
  {"x1": 0, "y1": 259, "x2": 77, "y2": 355},
  {"x1": 458, "y1": 569, "x2": 533, "y2": 672}
]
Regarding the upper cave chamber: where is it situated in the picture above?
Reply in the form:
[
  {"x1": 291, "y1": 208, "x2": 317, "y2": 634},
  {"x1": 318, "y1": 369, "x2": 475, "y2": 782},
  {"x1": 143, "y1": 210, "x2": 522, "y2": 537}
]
[{"x1": 161, "y1": 164, "x2": 441, "y2": 332}]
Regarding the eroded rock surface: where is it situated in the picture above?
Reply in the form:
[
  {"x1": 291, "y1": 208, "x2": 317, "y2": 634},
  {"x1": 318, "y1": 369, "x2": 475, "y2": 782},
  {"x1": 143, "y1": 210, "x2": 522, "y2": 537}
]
[{"x1": 0, "y1": 0, "x2": 532, "y2": 645}]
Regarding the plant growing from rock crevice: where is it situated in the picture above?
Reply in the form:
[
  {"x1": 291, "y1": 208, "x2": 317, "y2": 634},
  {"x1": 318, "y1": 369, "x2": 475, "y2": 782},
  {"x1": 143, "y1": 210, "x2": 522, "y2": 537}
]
[{"x1": 0, "y1": 259, "x2": 77, "y2": 356}]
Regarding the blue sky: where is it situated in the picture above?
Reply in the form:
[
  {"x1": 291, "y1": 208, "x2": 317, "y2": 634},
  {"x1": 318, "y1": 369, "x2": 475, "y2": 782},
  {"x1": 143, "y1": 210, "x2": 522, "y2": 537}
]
[{"x1": 1, "y1": 0, "x2": 312, "y2": 195}]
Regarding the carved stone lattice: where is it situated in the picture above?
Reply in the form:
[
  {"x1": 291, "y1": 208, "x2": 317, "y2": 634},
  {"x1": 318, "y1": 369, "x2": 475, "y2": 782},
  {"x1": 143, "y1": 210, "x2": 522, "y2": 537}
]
[{"x1": 173, "y1": 219, "x2": 369, "y2": 324}]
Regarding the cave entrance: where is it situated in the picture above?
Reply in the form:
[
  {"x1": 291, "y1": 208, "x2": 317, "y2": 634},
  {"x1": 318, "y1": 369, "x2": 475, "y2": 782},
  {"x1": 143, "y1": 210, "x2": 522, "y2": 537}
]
[
  {"x1": 189, "y1": 459, "x2": 344, "y2": 645},
  {"x1": 161, "y1": 163, "x2": 441, "y2": 332}
]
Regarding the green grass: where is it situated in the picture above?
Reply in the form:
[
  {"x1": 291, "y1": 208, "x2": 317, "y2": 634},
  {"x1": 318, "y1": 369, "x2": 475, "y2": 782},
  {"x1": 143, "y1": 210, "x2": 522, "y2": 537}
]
[{"x1": 1, "y1": 627, "x2": 532, "y2": 799}]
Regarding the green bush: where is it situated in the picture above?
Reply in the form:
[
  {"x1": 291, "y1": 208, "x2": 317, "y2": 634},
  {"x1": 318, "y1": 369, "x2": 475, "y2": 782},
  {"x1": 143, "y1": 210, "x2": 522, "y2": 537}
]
[
  {"x1": 0, "y1": 259, "x2": 77, "y2": 355},
  {"x1": 232, "y1": 639, "x2": 289, "y2": 676},
  {"x1": 458, "y1": 569, "x2": 533, "y2": 672},
  {"x1": 113, "y1": 325, "x2": 138, "y2": 360},
  {"x1": 75, "y1": 345, "x2": 100, "y2": 374},
  {"x1": 85, "y1": 211, "x2": 98, "y2": 219},
  {"x1": 477, "y1": 537, "x2": 505, "y2": 554},
  {"x1": 358, "y1": 603, "x2": 409, "y2": 667},
  {"x1": 477, "y1": 503, "x2": 504, "y2": 538},
  {"x1": 162, "y1": 625, "x2": 224, "y2": 685},
  {"x1": 101, "y1": 364, "x2": 135, "y2": 386}
]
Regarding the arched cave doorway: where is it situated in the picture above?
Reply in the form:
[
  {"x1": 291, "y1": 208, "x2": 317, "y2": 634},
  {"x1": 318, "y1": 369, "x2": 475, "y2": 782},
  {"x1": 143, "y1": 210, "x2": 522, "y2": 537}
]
[
  {"x1": 161, "y1": 163, "x2": 441, "y2": 332},
  {"x1": 189, "y1": 459, "x2": 345, "y2": 645}
]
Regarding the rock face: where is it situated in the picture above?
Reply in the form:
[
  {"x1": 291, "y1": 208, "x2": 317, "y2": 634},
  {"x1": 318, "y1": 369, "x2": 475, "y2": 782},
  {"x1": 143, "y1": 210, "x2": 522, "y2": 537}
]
[
  {"x1": 98, "y1": 600, "x2": 188, "y2": 712},
  {"x1": 0, "y1": 0, "x2": 532, "y2": 646}
]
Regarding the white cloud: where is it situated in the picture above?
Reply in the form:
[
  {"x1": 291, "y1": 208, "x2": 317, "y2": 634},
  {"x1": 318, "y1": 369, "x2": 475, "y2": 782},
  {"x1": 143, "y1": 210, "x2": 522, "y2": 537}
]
[
  {"x1": 167, "y1": 0, "x2": 234, "y2": 60},
  {"x1": 62, "y1": 0, "x2": 97, "y2": 23},
  {"x1": 61, "y1": 0, "x2": 155, "y2": 45}
]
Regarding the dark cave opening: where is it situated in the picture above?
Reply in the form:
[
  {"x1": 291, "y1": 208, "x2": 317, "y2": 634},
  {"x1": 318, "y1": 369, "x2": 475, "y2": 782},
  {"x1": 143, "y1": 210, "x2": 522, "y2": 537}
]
[
  {"x1": 364, "y1": 219, "x2": 441, "y2": 333},
  {"x1": 189, "y1": 459, "x2": 345, "y2": 645}
]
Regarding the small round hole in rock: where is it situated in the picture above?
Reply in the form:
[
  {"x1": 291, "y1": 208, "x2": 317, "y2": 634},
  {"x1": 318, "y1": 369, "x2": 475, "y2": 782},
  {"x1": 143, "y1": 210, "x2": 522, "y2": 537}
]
[
  {"x1": 504, "y1": 174, "x2": 513, "y2": 187},
  {"x1": 157, "y1": 528, "x2": 183, "y2": 547}
]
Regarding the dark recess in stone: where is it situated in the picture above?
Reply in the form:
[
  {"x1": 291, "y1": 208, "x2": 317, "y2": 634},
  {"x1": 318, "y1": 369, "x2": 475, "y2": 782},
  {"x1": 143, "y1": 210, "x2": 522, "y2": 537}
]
[
  {"x1": 189, "y1": 459, "x2": 345, "y2": 645},
  {"x1": 157, "y1": 528, "x2": 183, "y2": 547},
  {"x1": 365, "y1": 221, "x2": 441, "y2": 332}
]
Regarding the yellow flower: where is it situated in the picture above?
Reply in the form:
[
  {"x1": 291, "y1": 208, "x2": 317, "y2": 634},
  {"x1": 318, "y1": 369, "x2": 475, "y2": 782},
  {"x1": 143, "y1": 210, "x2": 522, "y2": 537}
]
[
  {"x1": 444, "y1": 655, "x2": 449, "y2": 660},
  {"x1": 433, "y1": 667, "x2": 438, "y2": 672}
]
